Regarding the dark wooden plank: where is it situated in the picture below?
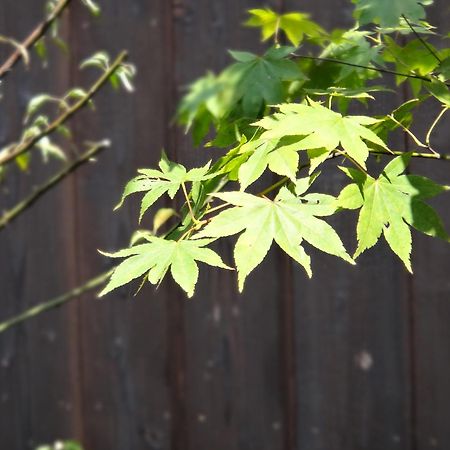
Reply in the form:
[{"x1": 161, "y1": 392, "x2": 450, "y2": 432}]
[
  {"x1": 66, "y1": 1, "x2": 171, "y2": 449},
  {"x1": 169, "y1": 1, "x2": 286, "y2": 449},
  {"x1": 283, "y1": 1, "x2": 414, "y2": 449},
  {"x1": 0, "y1": 2, "x2": 84, "y2": 448},
  {"x1": 408, "y1": 4, "x2": 450, "y2": 449}
]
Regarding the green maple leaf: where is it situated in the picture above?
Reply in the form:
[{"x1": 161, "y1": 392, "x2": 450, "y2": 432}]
[
  {"x1": 176, "y1": 72, "x2": 228, "y2": 144},
  {"x1": 320, "y1": 30, "x2": 382, "y2": 81},
  {"x1": 352, "y1": 0, "x2": 433, "y2": 27},
  {"x1": 438, "y1": 56, "x2": 450, "y2": 80},
  {"x1": 337, "y1": 153, "x2": 449, "y2": 271},
  {"x1": 100, "y1": 237, "x2": 232, "y2": 298},
  {"x1": 426, "y1": 79, "x2": 450, "y2": 108},
  {"x1": 254, "y1": 100, "x2": 388, "y2": 170},
  {"x1": 382, "y1": 37, "x2": 445, "y2": 92},
  {"x1": 115, "y1": 153, "x2": 212, "y2": 221},
  {"x1": 245, "y1": 8, "x2": 325, "y2": 47},
  {"x1": 237, "y1": 136, "x2": 301, "y2": 190},
  {"x1": 224, "y1": 46, "x2": 306, "y2": 116},
  {"x1": 195, "y1": 188, "x2": 353, "y2": 291},
  {"x1": 176, "y1": 47, "x2": 305, "y2": 143}
]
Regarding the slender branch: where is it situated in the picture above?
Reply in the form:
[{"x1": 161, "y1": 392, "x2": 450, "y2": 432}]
[
  {"x1": 0, "y1": 0, "x2": 73, "y2": 80},
  {"x1": 370, "y1": 148, "x2": 450, "y2": 160},
  {"x1": 0, "y1": 140, "x2": 110, "y2": 231},
  {"x1": 402, "y1": 14, "x2": 441, "y2": 64},
  {"x1": 0, "y1": 51, "x2": 128, "y2": 167},
  {"x1": 257, "y1": 147, "x2": 450, "y2": 198},
  {"x1": 292, "y1": 53, "x2": 450, "y2": 86},
  {"x1": 0, "y1": 36, "x2": 30, "y2": 67},
  {"x1": 0, "y1": 269, "x2": 113, "y2": 334}
]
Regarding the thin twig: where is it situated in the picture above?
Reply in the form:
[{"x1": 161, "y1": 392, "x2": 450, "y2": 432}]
[
  {"x1": 0, "y1": 0, "x2": 73, "y2": 80},
  {"x1": 292, "y1": 53, "x2": 450, "y2": 86},
  {"x1": 0, "y1": 51, "x2": 128, "y2": 166},
  {"x1": 0, "y1": 140, "x2": 110, "y2": 231},
  {"x1": 0, "y1": 269, "x2": 113, "y2": 334},
  {"x1": 402, "y1": 14, "x2": 441, "y2": 64},
  {"x1": 370, "y1": 148, "x2": 450, "y2": 160}
]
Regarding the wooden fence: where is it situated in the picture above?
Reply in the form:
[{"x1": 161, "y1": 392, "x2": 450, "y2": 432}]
[{"x1": 0, "y1": 0, "x2": 449, "y2": 449}]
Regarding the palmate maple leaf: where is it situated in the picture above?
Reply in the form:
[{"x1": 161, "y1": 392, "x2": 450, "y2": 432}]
[
  {"x1": 337, "y1": 153, "x2": 449, "y2": 271},
  {"x1": 99, "y1": 237, "x2": 232, "y2": 298},
  {"x1": 253, "y1": 100, "x2": 388, "y2": 171},
  {"x1": 245, "y1": 8, "x2": 325, "y2": 47},
  {"x1": 223, "y1": 46, "x2": 306, "y2": 116},
  {"x1": 352, "y1": 0, "x2": 433, "y2": 28},
  {"x1": 114, "y1": 153, "x2": 212, "y2": 221},
  {"x1": 236, "y1": 136, "x2": 302, "y2": 190},
  {"x1": 195, "y1": 188, "x2": 354, "y2": 291}
]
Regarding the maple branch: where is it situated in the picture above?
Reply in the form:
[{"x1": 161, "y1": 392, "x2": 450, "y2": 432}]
[
  {"x1": 291, "y1": 53, "x2": 450, "y2": 86},
  {"x1": 0, "y1": 140, "x2": 110, "y2": 231},
  {"x1": 0, "y1": 269, "x2": 113, "y2": 334},
  {"x1": 401, "y1": 14, "x2": 441, "y2": 64},
  {"x1": 0, "y1": 0, "x2": 73, "y2": 80},
  {"x1": 256, "y1": 147, "x2": 450, "y2": 199},
  {"x1": 0, "y1": 51, "x2": 128, "y2": 167},
  {"x1": 370, "y1": 148, "x2": 450, "y2": 160}
]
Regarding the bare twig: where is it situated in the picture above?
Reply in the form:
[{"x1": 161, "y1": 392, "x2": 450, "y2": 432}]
[
  {"x1": 0, "y1": 269, "x2": 113, "y2": 334},
  {"x1": 401, "y1": 14, "x2": 441, "y2": 64},
  {"x1": 291, "y1": 53, "x2": 450, "y2": 86},
  {"x1": 0, "y1": 140, "x2": 110, "y2": 231},
  {"x1": 0, "y1": 51, "x2": 128, "y2": 166},
  {"x1": 370, "y1": 148, "x2": 450, "y2": 160},
  {"x1": 0, "y1": 0, "x2": 73, "y2": 80}
]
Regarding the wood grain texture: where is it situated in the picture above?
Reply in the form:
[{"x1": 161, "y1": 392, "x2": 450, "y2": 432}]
[
  {"x1": 286, "y1": 2, "x2": 414, "y2": 449},
  {"x1": 0, "y1": 1, "x2": 449, "y2": 449},
  {"x1": 407, "y1": 4, "x2": 450, "y2": 450},
  {"x1": 0, "y1": 3, "x2": 82, "y2": 448}
]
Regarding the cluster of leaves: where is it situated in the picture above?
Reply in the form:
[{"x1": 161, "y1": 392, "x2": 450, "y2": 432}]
[
  {"x1": 102, "y1": 0, "x2": 450, "y2": 298},
  {"x1": 0, "y1": 53, "x2": 134, "y2": 175},
  {"x1": 0, "y1": 1, "x2": 135, "y2": 180}
]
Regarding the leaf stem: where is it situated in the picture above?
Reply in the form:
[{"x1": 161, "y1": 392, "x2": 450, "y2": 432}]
[
  {"x1": 0, "y1": 140, "x2": 110, "y2": 231},
  {"x1": 181, "y1": 181, "x2": 199, "y2": 224},
  {"x1": 258, "y1": 176, "x2": 290, "y2": 197},
  {"x1": 0, "y1": 269, "x2": 113, "y2": 334},
  {"x1": 388, "y1": 114, "x2": 428, "y2": 148},
  {"x1": 0, "y1": 0, "x2": 73, "y2": 80},
  {"x1": 203, "y1": 202, "x2": 229, "y2": 216},
  {"x1": 0, "y1": 51, "x2": 128, "y2": 166},
  {"x1": 426, "y1": 107, "x2": 449, "y2": 150},
  {"x1": 336, "y1": 149, "x2": 368, "y2": 173}
]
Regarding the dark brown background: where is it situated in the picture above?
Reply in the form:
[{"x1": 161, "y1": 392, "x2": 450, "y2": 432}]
[{"x1": 0, "y1": 1, "x2": 449, "y2": 449}]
